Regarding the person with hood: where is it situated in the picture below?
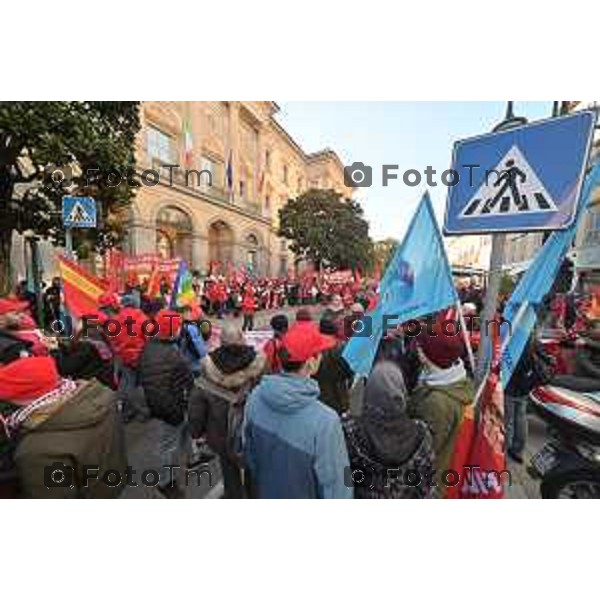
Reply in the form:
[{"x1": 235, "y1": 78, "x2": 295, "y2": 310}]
[
  {"x1": 243, "y1": 321, "x2": 352, "y2": 499},
  {"x1": 138, "y1": 310, "x2": 195, "y2": 498},
  {"x1": 408, "y1": 333, "x2": 474, "y2": 479},
  {"x1": 0, "y1": 356, "x2": 126, "y2": 498},
  {"x1": 262, "y1": 314, "x2": 289, "y2": 374},
  {"x1": 343, "y1": 361, "x2": 434, "y2": 499},
  {"x1": 189, "y1": 323, "x2": 265, "y2": 498}
]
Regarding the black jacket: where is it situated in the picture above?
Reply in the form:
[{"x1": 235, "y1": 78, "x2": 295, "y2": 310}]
[
  {"x1": 505, "y1": 339, "x2": 553, "y2": 397},
  {"x1": 138, "y1": 338, "x2": 194, "y2": 425},
  {"x1": 313, "y1": 346, "x2": 353, "y2": 415}
]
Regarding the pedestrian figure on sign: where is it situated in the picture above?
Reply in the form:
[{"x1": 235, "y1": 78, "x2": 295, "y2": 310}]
[{"x1": 491, "y1": 159, "x2": 527, "y2": 209}]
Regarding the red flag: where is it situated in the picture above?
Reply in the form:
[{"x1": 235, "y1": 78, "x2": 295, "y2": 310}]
[
  {"x1": 58, "y1": 256, "x2": 107, "y2": 318},
  {"x1": 449, "y1": 324, "x2": 506, "y2": 499},
  {"x1": 147, "y1": 265, "x2": 161, "y2": 298},
  {"x1": 106, "y1": 248, "x2": 125, "y2": 293}
]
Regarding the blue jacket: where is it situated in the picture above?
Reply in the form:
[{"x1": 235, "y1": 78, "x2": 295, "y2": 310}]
[
  {"x1": 179, "y1": 322, "x2": 207, "y2": 375},
  {"x1": 243, "y1": 374, "x2": 352, "y2": 499}
]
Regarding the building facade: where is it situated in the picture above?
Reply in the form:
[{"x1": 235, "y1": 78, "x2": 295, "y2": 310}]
[
  {"x1": 126, "y1": 101, "x2": 352, "y2": 277},
  {"x1": 445, "y1": 235, "x2": 491, "y2": 273},
  {"x1": 567, "y1": 102, "x2": 600, "y2": 281}
]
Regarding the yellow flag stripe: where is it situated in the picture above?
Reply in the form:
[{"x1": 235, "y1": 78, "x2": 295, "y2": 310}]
[{"x1": 59, "y1": 261, "x2": 105, "y2": 300}]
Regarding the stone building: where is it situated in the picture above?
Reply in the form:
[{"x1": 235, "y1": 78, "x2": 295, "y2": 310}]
[{"x1": 126, "y1": 101, "x2": 352, "y2": 277}]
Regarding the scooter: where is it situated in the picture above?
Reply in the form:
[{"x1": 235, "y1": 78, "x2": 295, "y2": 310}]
[{"x1": 529, "y1": 376, "x2": 600, "y2": 498}]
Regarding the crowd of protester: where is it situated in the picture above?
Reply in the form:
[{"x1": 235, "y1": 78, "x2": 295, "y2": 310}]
[{"x1": 2, "y1": 269, "x2": 593, "y2": 499}]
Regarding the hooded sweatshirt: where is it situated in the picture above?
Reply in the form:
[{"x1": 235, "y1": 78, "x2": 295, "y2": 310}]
[
  {"x1": 243, "y1": 373, "x2": 351, "y2": 499},
  {"x1": 342, "y1": 361, "x2": 434, "y2": 499},
  {"x1": 408, "y1": 364, "x2": 474, "y2": 475}
]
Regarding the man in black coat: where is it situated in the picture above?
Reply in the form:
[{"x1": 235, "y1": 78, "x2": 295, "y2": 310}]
[{"x1": 138, "y1": 310, "x2": 194, "y2": 498}]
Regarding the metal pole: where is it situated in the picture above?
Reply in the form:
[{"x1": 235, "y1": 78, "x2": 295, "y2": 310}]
[
  {"x1": 30, "y1": 237, "x2": 44, "y2": 327},
  {"x1": 65, "y1": 227, "x2": 73, "y2": 260},
  {"x1": 455, "y1": 299, "x2": 476, "y2": 374},
  {"x1": 475, "y1": 233, "x2": 506, "y2": 382},
  {"x1": 475, "y1": 101, "x2": 528, "y2": 384}
]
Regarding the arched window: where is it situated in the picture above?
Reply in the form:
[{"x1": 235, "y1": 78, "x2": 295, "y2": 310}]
[{"x1": 155, "y1": 205, "x2": 193, "y2": 262}]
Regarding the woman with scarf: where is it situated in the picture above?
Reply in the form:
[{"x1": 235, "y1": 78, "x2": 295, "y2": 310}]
[
  {"x1": 342, "y1": 361, "x2": 434, "y2": 499},
  {"x1": 0, "y1": 356, "x2": 126, "y2": 498}
]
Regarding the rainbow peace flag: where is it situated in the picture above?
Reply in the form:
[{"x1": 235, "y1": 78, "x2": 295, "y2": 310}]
[{"x1": 171, "y1": 260, "x2": 195, "y2": 308}]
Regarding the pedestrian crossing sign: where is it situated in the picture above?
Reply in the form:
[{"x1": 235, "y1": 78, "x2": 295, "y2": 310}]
[
  {"x1": 62, "y1": 196, "x2": 96, "y2": 228},
  {"x1": 444, "y1": 111, "x2": 597, "y2": 234}
]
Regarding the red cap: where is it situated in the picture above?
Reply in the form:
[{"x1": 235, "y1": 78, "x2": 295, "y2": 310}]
[
  {"x1": 282, "y1": 322, "x2": 337, "y2": 363},
  {"x1": 97, "y1": 292, "x2": 121, "y2": 310},
  {"x1": 156, "y1": 310, "x2": 183, "y2": 339},
  {"x1": 0, "y1": 298, "x2": 29, "y2": 316},
  {"x1": 0, "y1": 356, "x2": 60, "y2": 404},
  {"x1": 418, "y1": 334, "x2": 465, "y2": 369}
]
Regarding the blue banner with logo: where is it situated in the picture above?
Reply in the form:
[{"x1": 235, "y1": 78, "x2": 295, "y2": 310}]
[
  {"x1": 501, "y1": 162, "x2": 600, "y2": 387},
  {"x1": 343, "y1": 192, "x2": 457, "y2": 377}
]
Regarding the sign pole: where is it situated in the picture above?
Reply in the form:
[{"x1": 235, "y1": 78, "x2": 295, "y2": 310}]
[{"x1": 475, "y1": 102, "x2": 527, "y2": 384}]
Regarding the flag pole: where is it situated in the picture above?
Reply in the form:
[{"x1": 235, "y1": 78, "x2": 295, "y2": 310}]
[
  {"x1": 473, "y1": 299, "x2": 529, "y2": 406},
  {"x1": 455, "y1": 300, "x2": 476, "y2": 375}
]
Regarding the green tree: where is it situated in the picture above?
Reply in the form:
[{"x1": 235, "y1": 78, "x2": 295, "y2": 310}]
[
  {"x1": 372, "y1": 238, "x2": 399, "y2": 274},
  {"x1": 278, "y1": 188, "x2": 373, "y2": 272},
  {"x1": 0, "y1": 101, "x2": 140, "y2": 293}
]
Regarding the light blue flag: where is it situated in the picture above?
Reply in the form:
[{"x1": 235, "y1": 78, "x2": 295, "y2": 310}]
[
  {"x1": 501, "y1": 162, "x2": 600, "y2": 387},
  {"x1": 343, "y1": 192, "x2": 457, "y2": 377}
]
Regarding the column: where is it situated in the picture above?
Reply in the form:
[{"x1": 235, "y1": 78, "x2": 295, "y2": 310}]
[
  {"x1": 129, "y1": 219, "x2": 156, "y2": 255},
  {"x1": 228, "y1": 102, "x2": 240, "y2": 204},
  {"x1": 191, "y1": 232, "x2": 206, "y2": 271}
]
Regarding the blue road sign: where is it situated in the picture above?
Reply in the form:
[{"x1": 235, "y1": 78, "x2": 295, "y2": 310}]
[
  {"x1": 444, "y1": 111, "x2": 597, "y2": 235},
  {"x1": 62, "y1": 196, "x2": 96, "y2": 228}
]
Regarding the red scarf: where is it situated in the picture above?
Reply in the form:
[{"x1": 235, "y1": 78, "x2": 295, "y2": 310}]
[{"x1": 0, "y1": 356, "x2": 60, "y2": 405}]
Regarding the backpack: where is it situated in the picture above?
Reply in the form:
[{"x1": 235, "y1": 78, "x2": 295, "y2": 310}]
[
  {"x1": 180, "y1": 323, "x2": 202, "y2": 360},
  {"x1": 226, "y1": 388, "x2": 249, "y2": 464}
]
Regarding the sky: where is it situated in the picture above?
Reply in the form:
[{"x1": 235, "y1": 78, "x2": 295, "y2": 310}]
[{"x1": 276, "y1": 101, "x2": 555, "y2": 241}]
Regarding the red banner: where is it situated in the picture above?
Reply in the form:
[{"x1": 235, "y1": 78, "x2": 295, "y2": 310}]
[
  {"x1": 123, "y1": 254, "x2": 181, "y2": 287},
  {"x1": 448, "y1": 325, "x2": 506, "y2": 499},
  {"x1": 323, "y1": 269, "x2": 354, "y2": 285}
]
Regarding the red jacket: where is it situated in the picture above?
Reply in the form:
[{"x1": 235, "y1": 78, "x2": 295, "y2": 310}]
[
  {"x1": 216, "y1": 283, "x2": 228, "y2": 303},
  {"x1": 241, "y1": 293, "x2": 257, "y2": 314},
  {"x1": 100, "y1": 307, "x2": 148, "y2": 368},
  {"x1": 263, "y1": 337, "x2": 284, "y2": 373}
]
